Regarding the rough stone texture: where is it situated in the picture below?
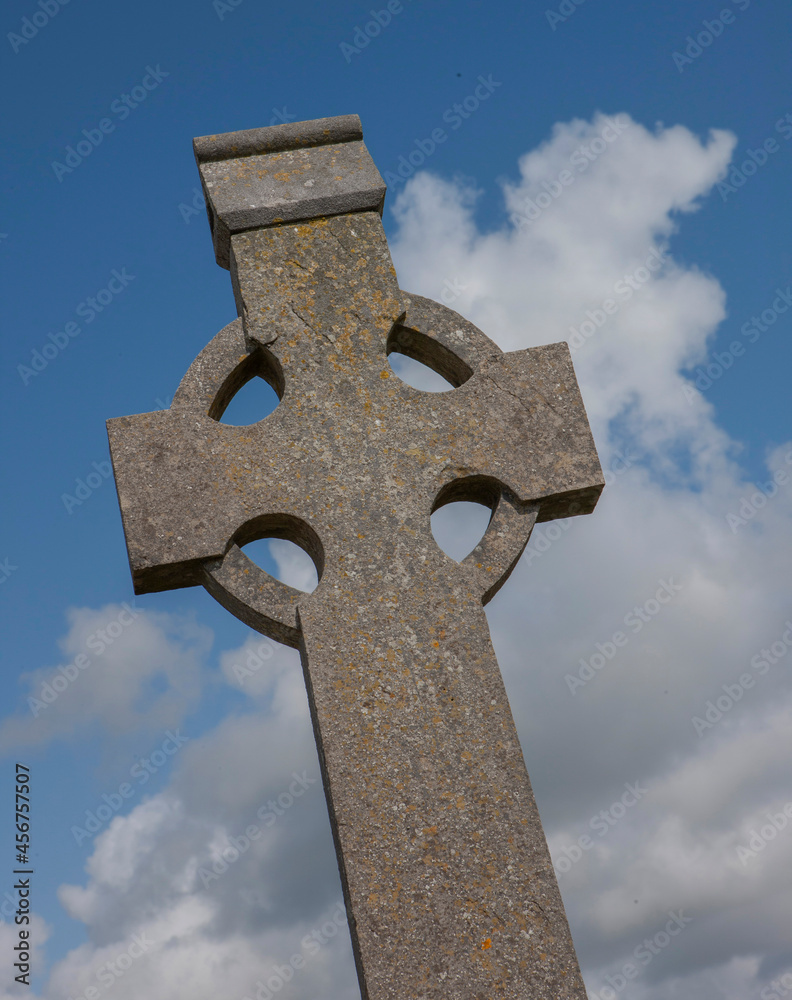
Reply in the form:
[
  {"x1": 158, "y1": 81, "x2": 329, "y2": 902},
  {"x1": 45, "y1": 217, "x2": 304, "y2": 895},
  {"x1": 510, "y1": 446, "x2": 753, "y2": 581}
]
[
  {"x1": 194, "y1": 114, "x2": 385, "y2": 269},
  {"x1": 193, "y1": 114, "x2": 364, "y2": 162},
  {"x1": 107, "y1": 116, "x2": 604, "y2": 999}
]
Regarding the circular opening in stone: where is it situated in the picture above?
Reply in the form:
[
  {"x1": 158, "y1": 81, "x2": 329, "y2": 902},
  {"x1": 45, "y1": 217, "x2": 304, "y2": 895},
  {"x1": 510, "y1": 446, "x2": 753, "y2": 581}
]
[
  {"x1": 210, "y1": 346, "x2": 284, "y2": 425},
  {"x1": 219, "y1": 376, "x2": 280, "y2": 425},
  {"x1": 241, "y1": 539, "x2": 319, "y2": 593},
  {"x1": 232, "y1": 514, "x2": 323, "y2": 594},
  {"x1": 431, "y1": 476, "x2": 501, "y2": 562},
  {"x1": 386, "y1": 325, "x2": 472, "y2": 393},
  {"x1": 387, "y1": 352, "x2": 455, "y2": 392},
  {"x1": 431, "y1": 501, "x2": 493, "y2": 562}
]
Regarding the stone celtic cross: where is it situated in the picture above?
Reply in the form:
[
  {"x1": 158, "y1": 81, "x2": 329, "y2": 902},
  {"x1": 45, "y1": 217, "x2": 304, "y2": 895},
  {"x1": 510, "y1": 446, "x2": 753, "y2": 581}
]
[{"x1": 107, "y1": 115, "x2": 603, "y2": 999}]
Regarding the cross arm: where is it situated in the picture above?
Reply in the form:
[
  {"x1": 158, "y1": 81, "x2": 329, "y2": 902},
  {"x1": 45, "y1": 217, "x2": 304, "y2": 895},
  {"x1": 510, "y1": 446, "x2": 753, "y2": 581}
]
[
  {"x1": 106, "y1": 405, "x2": 295, "y2": 595},
  {"x1": 474, "y1": 341, "x2": 604, "y2": 521},
  {"x1": 395, "y1": 294, "x2": 604, "y2": 521}
]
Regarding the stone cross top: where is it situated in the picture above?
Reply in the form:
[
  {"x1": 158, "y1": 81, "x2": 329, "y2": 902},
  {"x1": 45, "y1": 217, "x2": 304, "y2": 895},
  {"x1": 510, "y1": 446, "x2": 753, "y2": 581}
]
[{"x1": 107, "y1": 114, "x2": 604, "y2": 999}]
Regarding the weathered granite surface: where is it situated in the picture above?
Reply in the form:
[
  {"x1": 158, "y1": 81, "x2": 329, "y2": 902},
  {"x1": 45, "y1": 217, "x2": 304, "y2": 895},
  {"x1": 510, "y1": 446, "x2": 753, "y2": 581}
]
[
  {"x1": 194, "y1": 114, "x2": 385, "y2": 268},
  {"x1": 107, "y1": 114, "x2": 604, "y2": 999}
]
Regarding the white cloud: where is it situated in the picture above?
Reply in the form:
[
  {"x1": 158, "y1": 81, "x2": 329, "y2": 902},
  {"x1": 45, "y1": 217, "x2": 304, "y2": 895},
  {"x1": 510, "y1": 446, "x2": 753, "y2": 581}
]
[
  {"x1": 218, "y1": 632, "x2": 302, "y2": 705},
  {"x1": 39, "y1": 633, "x2": 358, "y2": 1000},
  {"x1": 0, "y1": 605, "x2": 211, "y2": 751},
  {"x1": 269, "y1": 540, "x2": 318, "y2": 593}
]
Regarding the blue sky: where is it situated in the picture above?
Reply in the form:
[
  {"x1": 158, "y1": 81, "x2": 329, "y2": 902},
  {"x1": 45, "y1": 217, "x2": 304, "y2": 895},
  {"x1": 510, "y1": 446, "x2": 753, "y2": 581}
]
[{"x1": 1, "y1": 1, "x2": 791, "y2": 998}]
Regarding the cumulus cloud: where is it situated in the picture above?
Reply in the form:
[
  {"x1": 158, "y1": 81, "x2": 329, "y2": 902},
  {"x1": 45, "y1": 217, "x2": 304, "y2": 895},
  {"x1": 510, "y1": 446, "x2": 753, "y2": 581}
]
[
  {"x1": 268, "y1": 540, "x2": 319, "y2": 594},
  {"x1": 0, "y1": 605, "x2": 211, "y2": 752},
  {"x1": 11, "y1": 112, "x2": 792, "y2": 999},
  {"x1": 41, "y1": 633, "x2": 358, "y2": 1000}
]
